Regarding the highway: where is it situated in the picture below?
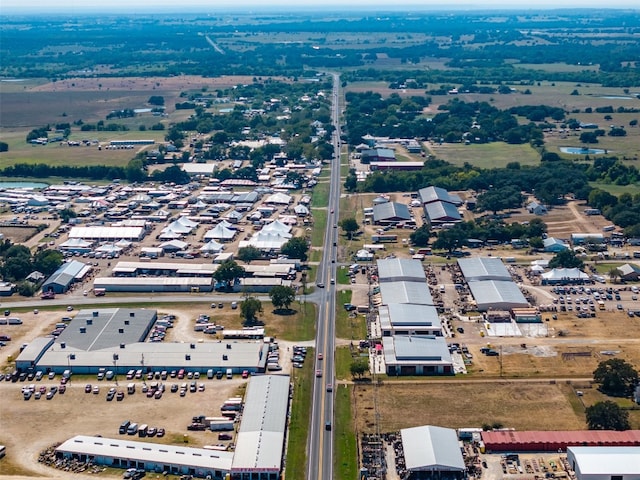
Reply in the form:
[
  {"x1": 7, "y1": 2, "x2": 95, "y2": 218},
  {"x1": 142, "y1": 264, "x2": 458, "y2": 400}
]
[{"x1": 307, "y1": 72, "x2": 342, "y2": 480}]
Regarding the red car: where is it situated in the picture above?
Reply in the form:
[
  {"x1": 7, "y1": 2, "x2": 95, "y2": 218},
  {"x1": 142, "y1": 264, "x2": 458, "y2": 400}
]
[{"x1": 241, "y1": 370, "x2": 249, "y2": 379}]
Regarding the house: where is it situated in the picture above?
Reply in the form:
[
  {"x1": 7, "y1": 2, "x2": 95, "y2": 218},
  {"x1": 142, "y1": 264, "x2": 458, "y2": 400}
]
[{"x1": 617, "y1": 263, "x2": 640, "y2": 281}]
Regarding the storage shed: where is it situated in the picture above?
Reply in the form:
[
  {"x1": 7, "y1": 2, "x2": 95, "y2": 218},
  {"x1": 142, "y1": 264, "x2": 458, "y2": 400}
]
[
  {"x1": 42, "y1": 260, "x2": 90, "y2": 294},
  {"x1": 482, "y1": 430, "x2": 640, "y2": 453}
]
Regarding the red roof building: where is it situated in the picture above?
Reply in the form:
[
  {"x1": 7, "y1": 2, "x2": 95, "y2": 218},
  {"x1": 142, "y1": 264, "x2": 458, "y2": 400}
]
[{"x1": 482, "y1": 430, "x2": 640, "y2": 452}]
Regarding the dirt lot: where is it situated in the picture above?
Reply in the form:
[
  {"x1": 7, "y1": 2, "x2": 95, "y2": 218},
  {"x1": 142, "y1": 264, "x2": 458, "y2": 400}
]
[{"x1": 0, "y1": 303, "x2": 307, "y2": 480}]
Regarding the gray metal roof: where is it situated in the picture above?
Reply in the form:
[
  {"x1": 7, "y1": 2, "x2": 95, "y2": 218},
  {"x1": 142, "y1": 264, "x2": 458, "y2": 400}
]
[
  {"x1": 55, "y1": 308, "x2": 156, "y2": 351},
  {"x1": 35, "y1": 340, "x2": 269, "y2": 371},
  {"x1": 377, "y1": 258, "x2": 426, "y2": 283},
  {"x1": 43, "y1": 260, "x2": 88, "y2": 289},
  {"x1": 232, "y1": 375, "x2": 290, "y2": 473},
  {"x1": 458, "y1": 257, "x2": 512, "y2": 282},
  {"x1": 379, "y1": 303, "x2": 441, "y2": 328},
  {"x1": 373, "y1": 202, "x2": 411, "y2": 222},
  {"x1": 379, "y1": 281, "x2": 434, "y2": 305},
  {"x1": 418, "y1": 186, "x2": 462, "y2": 206},
  {"x1": 56, "y1": 435, "x2": 233, "y2": 472},
  {"x1": 467, "y1": 280, "x2": 529, "y2": 311},
  {"x1": 383, "y1": 335, "x2": 452, "y2": 363},
  {"x1": 401, "y1": 425, "x2": 465, "y2": 471},
  {"x1": 424, "y1": 201, "x2": 461, "y2": 223},
  {"x1": 568, "y1": 446, "x2": 640, "y2": 475}
]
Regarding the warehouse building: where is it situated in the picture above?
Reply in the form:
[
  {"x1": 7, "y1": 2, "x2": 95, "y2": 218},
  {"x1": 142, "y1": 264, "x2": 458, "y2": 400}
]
[
  {"x1": 467, "y1": 280, "x2": 529, "y2": 312},
  {"x1": 68, "y1": 226, "x2": 146, "y2": 241},
  {"x1": 400, "y1": 425, "x2": 465, "y2": 479},
  {"x1": 42, "y1": 260, "x2": 91, "y2": 294},
  {"x1": 383, "y1": 335, "x2": 453, "y2": 376},
  {"x1": 567, "y1": 446, "x2": 640, "y2": 480},
  {"x1": 377, "y1": 281, "x2": 434, "y2": 306},
  {"x1": 16, "y1": 308, "x2": 269, "y2": 375},
  {"x1": 423, "y1": 201, "x2": 462, "y2": 225},
  {"x1": 231, "y1": 375, "x2": 290, "y2": 479},
  {"x1": 378, "y1": 258, "x2": 426, "y2": 283},
  {"x1": 379, "y1": 303, "x2": 443, "y2": 337},
  {"x1": 372, "y1": 202, "x2": 412, "y2": 225},
  {"x1": 457, "y1": 257, "x2": 512, "y2": 283},
  {"x1": 55, "y1": 435, "x2": 233, "y2": 478},
  {"x1": 418, "y1": 186, "x2": 462, "y2": 207},
  {"x1": 93, "y1": 277, "x2": 214, "y2": 293},
  {"x1": 111, "y1": 261, "x2": 218, "y2": 278}
]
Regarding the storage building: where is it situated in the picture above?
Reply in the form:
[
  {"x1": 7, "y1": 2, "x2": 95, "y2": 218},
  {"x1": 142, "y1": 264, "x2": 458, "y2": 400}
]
[
  {"x1": 467, "y1": 280, "x2": 529, "y2": 312},
  {"x1": 41, "y1": 260, "x2": 91, "y2": 294},
  {"x1": 379, "y1": 303, "x2": 442, "y2": 337},
  {"x1": 377, "y1": 258, "x2": 426, "y2": 283},
  {"x1": 383, "y1": 335, "x2": 453, "y2": 376},
  {"x1": 400, "y1": 425, "x2": 465, "y2": 478},
  {"x1": 458, "y1": 257, "x2": 512, "y2": 283},
  {"x1": 372, "y1": 202, "x2": 412, "y2": 225},
  {"x1": 567, "y1": 446, "x2": 640, "y2": 480},
  {"x1": 482, "y1": 430, "x2": 640, "y2": 452}
]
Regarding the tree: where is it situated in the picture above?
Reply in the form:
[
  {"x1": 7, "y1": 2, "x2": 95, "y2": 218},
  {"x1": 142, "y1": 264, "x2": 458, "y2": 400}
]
[
  {"x1": 32, "y1": 249, "x2": 63, "y2": 275},
  {"x1": 0, "y1": 141, "x2": 8, "y2": 152},
  {"x1": 548, "y1": 249, "x2": 584, "y2": 269},
  {"x1": 476, "y1": 187, "x2": 523, "y2": 215},
  {"x1": 59, "y1": 208, "x2": 77, "y2": 223},
  {"x1": 433, "y1": 227, "x2": 467, "y2": 253},
  {"x1": 608, "y1": 267, "x2": 623, "y2": 284},
  {"x1": 350, "y1": 359, "x2": 369, "y2": 379},
  {"x1": 339, "y1": 217, "x2": 359, "y2": 240},
  {"x1": 409, "y1": 224, "x2": 431, "y2": 247},
  {"x1": 580, "y1": 131, "x2": 599, "y2": 144},
  {"x1": 280, "y1": 237, "x2": 309, "y2": 262},
  {"x1": 269, "y1": 285, "x2": 296, "y2": 312},
  {"x1": 213, "y1": 260, "x2": 245, "y2": 291},
  {"x1": 237, "y1": 246, "x2": 262, "y2": 264},
  {"x1": 586, "y1": 401, "x2": 630, "y2": 431},
  {"x1": 593, "y1": 359, "x2": 639, "y2": 397},
  {"x1": 240, "y1": 295, "x2": 263, "y2": 326},
  {"x1": 148, "y1": 95, "x2": 165, "y2": 106}
]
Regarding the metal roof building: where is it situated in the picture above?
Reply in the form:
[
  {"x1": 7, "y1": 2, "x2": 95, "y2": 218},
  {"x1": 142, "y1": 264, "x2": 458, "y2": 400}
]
[
  {"x1": 378, "y1": 281, "x2": 434, "y2": 306},
  {"x1": 232, "y1": 375, "x2": 290, "y2": 479},
  {"x1": 373, "y1": 202, "x2": 412, "y2": 224},
  {"x1": 458, "y1": 257, "x2": 512, "y2": 282},
  {"x1": 418, "y1": 186, "x2": 462, "y2": 206},
  {"x1": 93, "y1": 276, "x2": 214, "y2": 293},
  {"x1": 68, "y1": 226, "x2": 145, "y2": 241},
  {"x1": 467, "y1": 280, "x2": 529, "y2": 311},
  {"x1": 423, "y1": 201, "x2": 462, "y2": 225},
  {"x1": 379, "y1": 304, "x2": 442, "y2": 337},
  {"x1": 400, "y1": 425, "x2": 465, "y2": 475},
  {"x1": 383, "y1": 335, "x2": 453, "y2": 376},
  {"x1": 112, "y1": 261, "x2": 218, "y2": 277},
  {"x1": 42, "y1": 260, "x2": 91, "y2": 294},
  {"x1": 56, "y1": 435, "x2": 233, "y2": 478},
  {"x1": 482, "y1": 430, "x2": 640, "y2": 452},
  {"x1": 377, "y1": 258, "x2": 426, "y2": 283},
  {"x1": 567, "y1": 446, "x2": 640, "y2": 480}
]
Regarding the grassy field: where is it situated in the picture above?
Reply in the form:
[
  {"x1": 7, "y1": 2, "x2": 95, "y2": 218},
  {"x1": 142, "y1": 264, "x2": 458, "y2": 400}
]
[
  {"x1": 352, "y1": 382, "x2": 588, "y2": 433},
  {"x1": 335, "y1": 290, "x2": 367, "y2": 341},
  {"x1": 334, "y1": 384, "x2": 358, "y2": 480},
  {"x1": 285, "y1": 354, "x2": 314, "y2": 479},
  {"x1": 310, "y1": 209, "x2": 327, "y2": 247},
  {"x1": 426, "y1": 142, "x2": 540, "y2": 169},
  {"x1": 335, "y1": 346, "x2": 356, "y2": 381},
  {"x1": 588, "y1": 181, "x2": 640, "y2": 197}
]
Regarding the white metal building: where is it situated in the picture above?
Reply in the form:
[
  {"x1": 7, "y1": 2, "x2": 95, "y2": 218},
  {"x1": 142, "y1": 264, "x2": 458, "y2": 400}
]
[
  {"x1": 383, "y1": 335, "x2": 453, "y2": 376},
  {"x1": 379, "y1": 303, "x2": 443, "y2": 337},
  {"x1": 400, "y1": 425, "x2": 465, "y2": 478},
  {"x1": 56, "y1": 435, "x2": 233, "y2": 478},
  {"x1": 467, "y1": 280, "x2": 529, "y2": 311},
  {"x1": 68, "y1": 226, "x2": 145, "y2": 241},
  {"x1": 377, "y1": 281, "x2": 434, "y2": 306},
  {"x1": 231, "y1": 375, "x2": 290, "y2": 480},
  {"x1": 377, "y1": 258, "x2": 426, "y2": 283},
  {"x1": 457, "y1": 257, "x2": 512, "y2": 282},
  {"x1": 566, "y1": 446, "x2": 640, "y2": 480}
]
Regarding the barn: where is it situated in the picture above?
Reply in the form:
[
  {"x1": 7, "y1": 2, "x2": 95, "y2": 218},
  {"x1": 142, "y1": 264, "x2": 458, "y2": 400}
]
[{"x1": 41, "y1": 260, "x2": 91, "y2": 294}]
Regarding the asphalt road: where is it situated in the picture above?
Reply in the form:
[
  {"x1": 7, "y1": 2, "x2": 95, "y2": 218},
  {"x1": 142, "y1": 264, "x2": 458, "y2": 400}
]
[{"x1": 307, "y1": 72, "x2": 341, "y2": 480}]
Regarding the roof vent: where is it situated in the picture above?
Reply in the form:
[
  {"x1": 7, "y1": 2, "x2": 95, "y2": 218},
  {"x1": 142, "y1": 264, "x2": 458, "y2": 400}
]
[
  {"x1": 185, "y1": 354, "x2": 191, "y2": 361},
  {"x1": 124, "y1": 320, "x2": 130, "y2": 325},
  {"x1": 86, "y1": 319, "x2": 92, "y2": 325},
  {"x1": 79, "y1": 327, "x2": 86, "y2": 333},
  {"x1": 118, "y1": 328, "x2": 124, "y2": 334},
  {"x1": 130, "y1": 312, "x2": 135, "y2": 317},
  {"x1": 222, "y1": 354, "x2": 228, "y2": 361},
  {"x1": 226, "y1": 344, "x2": 232, "y2": 349},
  {"x1": 61, "y1": 342, "x2": 66, "y2": 349},
  {"x1": 93, "y1": 311, "x2": 99, "y2": 317},
  {"x1": 70, "y1": 354, "x2": 75, "y2": 360},
  {"x1": 120, "y1": 343, "x2": 125, "y2": 349},
  {"x1": 190, "y1": 343, "x2": 195, "y2": 349}
]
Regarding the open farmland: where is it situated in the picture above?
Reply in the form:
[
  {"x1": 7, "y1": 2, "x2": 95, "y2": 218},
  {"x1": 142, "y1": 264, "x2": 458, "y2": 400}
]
[{"x1": 425, "y1": 141, "x2": 540, "y2": 169}]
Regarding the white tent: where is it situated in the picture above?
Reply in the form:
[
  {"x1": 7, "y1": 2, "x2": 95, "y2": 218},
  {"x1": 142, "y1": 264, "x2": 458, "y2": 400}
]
[
  {"x1": 204, "y1": 224, "x2": 236, "y2": 241},
  {"x1": 262, "y1": 219, "x2": 292, "y2": 236},
  {"x1": 541, "y1": 268, "x2": 590, "y2": 282},
  {"x1": 243, "y1": 232, "x2": 290, "y2": 250},
  {"x1": 115, "y1": 239, "x2": 132, "y2": 248},
  {"x1": 356, "y1": 249, "x2": 374, "y2": 261},
  {"x1": 265, "y1": 192, "x2": 292, "y2": 205},
  {"x1": 294, "y1": 204, "x2": 309, "y2": 216},
  {"x1": 200, "y1": 240, "x2": 225, "y2": 253},
  {"x1": 95, "y1": 244, "x2": 123, "y2": 254},
  {"x1": 176, "y1": 216, "x2": 198, "y2": 228}
]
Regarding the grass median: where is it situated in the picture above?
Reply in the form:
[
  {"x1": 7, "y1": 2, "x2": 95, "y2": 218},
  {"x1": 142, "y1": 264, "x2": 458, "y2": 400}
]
[{"x1": 285, "y1": 351, "x2": 314, "y2": 478}]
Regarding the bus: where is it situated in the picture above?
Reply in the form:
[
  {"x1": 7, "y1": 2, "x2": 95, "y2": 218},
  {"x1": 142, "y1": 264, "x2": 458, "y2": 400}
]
[{"x1": 371, "y1": 234, "x2": 398, "y2": 243}]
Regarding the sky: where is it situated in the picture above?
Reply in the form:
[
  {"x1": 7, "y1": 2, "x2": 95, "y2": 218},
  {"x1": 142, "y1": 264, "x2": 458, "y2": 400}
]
[{"x1": 2, "y1": 0, "x2": 639, "y2": 13}]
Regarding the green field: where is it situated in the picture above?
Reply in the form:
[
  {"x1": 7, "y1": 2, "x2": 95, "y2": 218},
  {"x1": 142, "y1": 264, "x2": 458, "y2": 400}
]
[
  {"x1": 334, "y1": 384, "x2": 358, "y2": 480},
  {"x1": 588, "y1": 181, "x2": 640, "y2": 197},
  {"x1": 285, "y1": 353, "x2": 314, "y2": 478},
  {"x1": 427, "y1": 142, "x2": 540, "y2": 169}
]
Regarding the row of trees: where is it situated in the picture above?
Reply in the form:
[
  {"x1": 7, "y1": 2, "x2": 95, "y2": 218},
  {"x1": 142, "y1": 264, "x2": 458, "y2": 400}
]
[{"x1": 0, "y1": 243, "x2": 63, "y2": 296}]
